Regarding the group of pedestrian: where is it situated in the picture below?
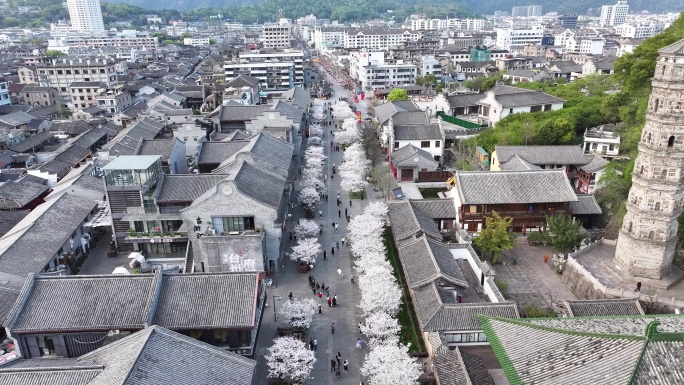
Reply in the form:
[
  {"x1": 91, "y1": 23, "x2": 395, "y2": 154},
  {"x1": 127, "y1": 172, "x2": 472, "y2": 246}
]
[
  {"x1": 326, "y1": 294, "x2": 339, "y2": 307},
  {"x1": 308, "y1": 338, "x2": 318, "y2": 351},
  {"x1": 330, "y1": 352, "x2": 349, "y2": 378}
]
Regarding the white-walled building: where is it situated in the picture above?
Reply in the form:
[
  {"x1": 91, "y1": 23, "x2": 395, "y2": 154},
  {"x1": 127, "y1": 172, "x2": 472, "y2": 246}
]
[
  {"x1": 409, "y1": 18, "x2": 485, "y2": 31},
  {"x1": 343, "y1": 28, "x2": 421, "y2": 50},
  {"x1": 183, "y1": 37, "x2": 211, "y2": 46},
  {"x1": 0, "y1": 77, "x2": 10, "y2": 107},
  {"x1": 495, "y1": 26, "x2": 544, "y2": 51},
  {"x1": 313, "y1": 27, "x2": 345, "y2": 49},
  {"x1": 224, "y1": 49, "x2": 304, "y2": 91},
  {"x1": 66, "y1": 0, "x2": 105, "y2": 34},
  {"x1": 579, "y1": 39, "x2": 605, "y2": 55},
  {"x1": 615, "y1": 21, "x2": 666, "y2": 39},
  {"x1": 419, "y1": 55, "x2": 442, "y2": 77},
  {"x1": 599, "y1": 1, "x2": 629, "y2": 27},
  {"x1": 477, "y1": 85, "x2": 565, "y2": 127},
  {"x1": 349, "y1": 50, "x2": 417, "y2": 90},
  {"x1": 262, "y1": 24, "x2": 291, "y2": 49}
]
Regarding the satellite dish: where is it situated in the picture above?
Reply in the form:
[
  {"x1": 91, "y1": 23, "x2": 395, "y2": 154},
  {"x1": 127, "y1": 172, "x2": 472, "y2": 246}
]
[{"x1": 413, "y1": 157, "x2": 420, "y2": 163}]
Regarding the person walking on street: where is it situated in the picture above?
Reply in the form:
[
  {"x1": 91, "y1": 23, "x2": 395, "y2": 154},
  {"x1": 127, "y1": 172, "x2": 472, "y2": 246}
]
[
  {"x1": 330, "y1": 359, "x2": 336, "y2": 372},
  {"x1": 332, "y1": 296, "x2": 337, "y2": 306},
  {"x1": 337, "y1": 192, "x2": 340, "y2": 199},
  {"x1": 331, "y1": 246, "x2": 335, "y2": 256},
  {"x1": 341, "y1": 238, "x2": 345, "y2": 246},
  {"x1": 318, "y1": 304, "x2": 322, "y2": 314},
  {"x1": 328, "y1": 296, "x2": 332, "y2": 307},
  {"x1": 345, "y1": 208, "x2": 348, "y2": 216},
  {"x1": 323, "y1": 250, "x2": 327, "y2": 260},
  {"x1": 318, "y1": 291, "x2": 323, "y2": 301},
  {"x1": 319, "y1": 210, "x2": 323, "y2": 218},
  {"x1": 331, "y1": 323, "x2": 336, "y2": 335},
  {"x1": 336, "y1": 352, "x2": 341, "y2": 367},
  {"x1": 336, "y1": 241, "x2": 340, "y2": 250},
  {"x1": 349, "y1": 200, "x2": 352, "y2": 207},
  {"x1": 309, "y1": 339, "x2": 314, "y2": 351},
  {"x1": 335, "y1": 368, "x2": 341, "y2": 378},
  {"x1": 313, "y1": 339, "x2": 318, "y2": 351},
  {"x1": 338, "y1": 209, "x2": 341, "y2": 218},
  {"x1": 356, "y1": 339, "x2": 363, "y2": 349},
  {"x1": 343, "y1": 359, "x2": 349, "y2": 373},
  {"x1": 288, "y1": 291, "x2": 293, "y2": 301},
  {"x1": 335, "y1": 223, "x2": 339, "y2": 231}
]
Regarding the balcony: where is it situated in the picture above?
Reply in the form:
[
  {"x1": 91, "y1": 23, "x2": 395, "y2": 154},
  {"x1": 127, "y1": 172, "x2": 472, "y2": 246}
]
[{"x1": 124, "y1": 230, "x2": 189, "y2": 243}]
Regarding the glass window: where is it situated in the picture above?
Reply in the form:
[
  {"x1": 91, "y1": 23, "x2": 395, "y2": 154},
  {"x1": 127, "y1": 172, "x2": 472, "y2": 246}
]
[
  {"x1": 239, "y1": 330, "x2": 251, "y2": 347},
  {"x1": 214, "y1": 330, "x2": 229, "y2": 344},
  {"x1": 478, "y1": 333, "x2": 488, "y2": 342},
  {"x1": 37, "y1": 336, "x2": 56, "y2": 357},
  {"x1": 420, "y1": 141, "x2": 430, "y2": 148}
]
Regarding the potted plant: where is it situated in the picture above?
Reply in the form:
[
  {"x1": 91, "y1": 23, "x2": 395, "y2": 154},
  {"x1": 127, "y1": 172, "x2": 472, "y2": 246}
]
[{"x1": 127, "y1": 229, "x2": 136, "y2": 237}]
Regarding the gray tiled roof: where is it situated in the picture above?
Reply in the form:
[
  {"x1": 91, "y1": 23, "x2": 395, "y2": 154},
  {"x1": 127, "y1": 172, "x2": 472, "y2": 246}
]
[
  {"x1": 389, "y1": 144, "x2": 437, "y2": 167},
  {"x1": 9, "y1": 131, "x2": 53, "y2": 153},
  {"x1": 50, "y1": 121, "x2": 96, "y2": 136},
  {"x1": 523, "y1": 315, "x2": 684, "y2": 336},
  {"x1": 71, "y1": 127, "x2": 110, "y2": 150},
  {"x1": 5, "y1": 274, "x2": 158, "y2": 333},
  {"x1": 153, "y1": 273, "x2": 258, "y2": 329},
  {"x1": 137, "y1": 138, "x2": 176, "y2": 162},
  {"x1": 387, "y1": 200, "x2": 440, "y2": 241},
  {"x1": 495, "y1": 145, "x2": 588, "y2": 166},
  {"x1": 461, "y1": 351, "x2": 496, "y2": 385},
  {"x1": 219, "y1": 104, "x2": 272, "y2": 121},
  {"x1": 0, "y1": 210, "x2": 29, "y2": 236},
  {"x1": 410, "y1": 199, "x2": 457, "y2": 219},
  {"x1": 487, "y1": 85, "x2": 565, "y2": 108},
  {"x1": 0, "y1": 174, "x2": 48, "y2": 209},
  {"x1": 447, "y1": 93, "x2": 483, "y2": 108},
  {"x1": 580, "y1": 154, "x2": 609, "y2": 173},
  {"x1": 565, "y1": 298, "x2": 644, "y2": 317},
  {"x1": 0, "y1": 111, "x2": 35, "y2": 127},
  {"x1": 394, "y1": 123, "x2": 442, "y2": 140},
  {"x1": 479, "y1": 316, "x2": 643, "y2": 385},
  {"x1": 658, "y1": 39, "x2": 684, "y2": 55},
  {"x1": 250, "y1": 132, "x2": 295, "y2": 172},
  {"x1": 155, "y1": 174, "x2": 226, "y2": 202},
  {"x1": 413, "y1": 283, "x2": 519, "y2": 331},
  {"x1": 234, "y1": 161, "x2": 286, "y2": 208},
  {"x1": 391, "y1": 111, "x2": 428, "y2": 125},
  {"x1": 0, "y1": 368, "x2": 101, "y2": 385},
  {"x1": 280, "y1": 87, "x2": 310, "y2": 109},
  {"x1": 433, "y1": 348, "x2": 473, "y2": 385},
  {"x1": 397, "y1": 235, "x2": 468, "y2": 289},
  {"x1": 225, "y1": 74, "x2": 260, "y2": 88},
  {"x1": 198, "y1": 141, "x2": 249, "y2": 164},
  {"x1": 0, "y1": 192, "x2": 99, "y2": 278},
  {"x1": 453, "y1": 170, "x2": 578, "y2": 204},
  {"x1": 570, "y1": 195, "x2": 602, "y2": 215},
  {"x1": 633, "y1": 340, "x2": 684, "y2": 385},
  {"x1": 499, "y1": 154, "x2": 541, "y2": 171},
  {"x1": 273, "y1": 100, "x2": 303, "y2": 123},
  {"x1": 374, "y1": 100, "x2": 420, "y2": 124}
]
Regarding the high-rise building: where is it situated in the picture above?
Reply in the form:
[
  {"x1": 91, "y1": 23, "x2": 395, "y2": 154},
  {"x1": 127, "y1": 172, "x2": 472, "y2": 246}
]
[
  {"x1": 613, "y1": 39, "x2": 684, "y2": 279},
  {"x1": 557, "y1": 14, "x2": 579, "y2": 29},
  {"x1": 67, "y1": 0, "x2": 105, "y2": 33},
  {"x1": 599, "y1": 1, "x2": 629, "y2": 27},
  {"x1": 527, "y1": 5, "x2": 542, "y2": 17},
  {"x1": 262, "y1": 24, "x2": 291, "y2": 49},
  {"x1": 512, "y1": 6, "x2": 528, "y2": 17}
]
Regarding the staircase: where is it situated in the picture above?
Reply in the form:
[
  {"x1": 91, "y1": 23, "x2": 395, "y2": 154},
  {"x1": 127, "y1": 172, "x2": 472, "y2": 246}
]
[{"x1": 183, "y1": 241, "x2": 194, "y2": 273}]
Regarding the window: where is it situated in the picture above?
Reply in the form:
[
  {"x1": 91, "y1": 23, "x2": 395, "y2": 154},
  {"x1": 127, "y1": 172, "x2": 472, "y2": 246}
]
[
  {"x1": 668, "y1": 135, "x2": 675, "y2": 148},
  {"x1": 420, "y1": 141, "x2": 430, "y2": 148},
  {"x1": 394, "y1": 141, "x2": 399, "y2": 149},
  {"x1": 37, "y1": 336, "x2": 56, "y2": 357},
  {"x1": 212, "y1": 216, "x2": 255, "y2": 233}
]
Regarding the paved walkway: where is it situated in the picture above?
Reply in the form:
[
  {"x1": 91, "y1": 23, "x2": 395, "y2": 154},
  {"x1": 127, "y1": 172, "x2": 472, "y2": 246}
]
[{"x1": 252, "y1": 71, "x2": 373, "y2": 385}]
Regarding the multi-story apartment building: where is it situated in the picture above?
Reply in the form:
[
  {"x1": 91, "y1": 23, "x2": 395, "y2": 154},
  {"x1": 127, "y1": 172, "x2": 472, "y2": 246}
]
[
  {"x1": 35, "y1": 57, "x2": 122, "y2": 103},
  {"x1": 22, "y1": 86, "x2": 59, "y2": 106},
  {"x1": 0, "y1": 77, "x2": 9, "y2": 107},
  {"x1": 410, "y1": 18, "x2": 485, "y2": 31},
  {"x1": 49, "y1": 35, "x2": 159, "y2": 50},
  {"x1": 600, "y1": 1, "x2": 629, "y2": 27},
  {"x1": 224, "y1": 49, "x2": 304, "y2": 91},
  {"x1": 557, "y1": 14, "x2": 578, "y2": 29},
  {"x1": 68, "y1": 81, "x2": 105, "y2": 109},
  {"x1": 615, "y1": 21, "x2": 666, "y2": 39},
  {"x1": 579, "y1": 39, "x2": 605, "y2": 55},
  {"x1": 527, "y1": 5, "x2": 542, "y2": 17},
  {"x1": 512, "y1": 6, "x2": 528, "y2": 17},
  {"x1": 66, "y1": 0, "x2": 105, "y2": 34},
  {"x1": 349, "y1": 50, "x2": 417, "y2": 90},
  {"x1": 343, "y1": 29, "x2": 421, "y2": 50},
  {"x1": 262, "y1": 24, "x2": 291, "y2": 49},
  {"x1": 419, "y1": 55, "x2": 442, "y2": 77},
  {"x1": 495, "y1": 25, "x2": 544, "y2": 51},
  {"x1": 18, "y1": 66, "x2": 37, "y2": 84},
  {"x1": 97, "y1": 89, "x2": 133, "y2": 113},
  {"x1": 313, "y1": 27, "x2": 346, "y2": 49}
]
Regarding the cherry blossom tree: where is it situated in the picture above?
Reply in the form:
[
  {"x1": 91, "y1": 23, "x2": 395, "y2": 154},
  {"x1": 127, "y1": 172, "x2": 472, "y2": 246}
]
[
  {"x1": 290, "y1": 237, "x2": 321, "y2": 264},
  {"x1": 309, "y1": 125, "x2": 323, "y2": 138},
  {"x1": 308, "y1": 136, "x2": 323, "y2": 146},
  {"x1": 332, "y1": 101, "x2": 355, "y2": 119},
  {"x1": 357, "y1": 273, "x2": 402, "y2": 315},
  {"x1": 340, "y1": 143, "x2": 370, "y2": 193},
  {"x1": 360, "y1": 340, "x2": 420, "y2": 385},
  {"x1": 363, "y1": 202, "x2": 389, "y2": 223},
  {"x1": 360, "y1": 311, "x2": 401, "y2": 344},
  {"x1": 278, "y1": 297, "x2": 317, "y2": 328},
  {"x1": 295, "y1": 219, "x2": 320, "y2": 239},
  {"x1": 305, "y1": 146, "x2": 326, "y2": 165},
  {"x1": 335, "y1": 118, "x2": 361, "y2": 145},
  {"x1": 299, "y1": 187, "x2": 321, "y2": 208},
  {"x1": 266, "y1": 336, "x2": 316, "y2": 384}
]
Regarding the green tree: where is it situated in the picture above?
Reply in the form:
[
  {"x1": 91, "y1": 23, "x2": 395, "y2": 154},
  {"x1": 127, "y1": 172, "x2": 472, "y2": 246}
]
[
  {"x1": 423, "y1": 74, "x2": 437, "y2": 88},
  {"x1": 463, "y1": 76, "x2": 485, "y2": 92},
  {"x1": 533, "y1": 117, "x2": 575, "y2": 145},
  {"x1": 387, "y1": 88, "x2": 408, "y2": 101},
  {"x1": 436, "y1": 84, "x2": 444, "y2": 93},
  {"x1": 474, "y1": 211, "x2": 515, "y2": 263},
  {"x1": 46, "y1": 50, "x2": 66, "y2": 58},
  {"x1": 544, "y1": 214, "x2": 584, "y2": 254}
]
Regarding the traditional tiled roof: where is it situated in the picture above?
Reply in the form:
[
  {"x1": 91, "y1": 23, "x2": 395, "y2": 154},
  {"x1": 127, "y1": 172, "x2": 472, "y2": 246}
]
[
  {"x1": 8, "y1": 131, "x2": 53, "y2": 153},
  {"x1": 486, "y1": 85, "x2": 565, "y2": 108},
  {"x1": 410, "y1": 199, "x2": 457, "y2": 219},
  {"x1": 153, "y1": 273, "x2": 258, "y2": 329},
  {"x1": 0, "y1": 111, "x2": 34, "y2": 127},
  {"x1": 394, "y1": 123, "x2": 442, "y2": 140},
  {"x1": 391, "y1": 111, "x2": 429, "y2": 125},
  {"x1": 0, "y1": 210, "x2": 29, "y2": 236},
  {"x1": 0, "y1": 326, "x2": 256, "y2": 385},
  {"x1": 249, "y1": 132, "x2": 294, "y2": 171},
  {"x1": 453, "y1": 170, "x2": 578, "y2": 205},
  {"x1": 478, "y1": 316, "x2": 644, "y2": 385},
  {"x1": 280, "y1": 87, "x2": 310, "y2": 109},
  {"x1": 0, "y1": 174, "x2": 49, "y2": 209},
  {"x1": 4, "y1": 272, "x2": 263, "y2": 333},
  {"x1": 565, "y1": 298, "x2": 644, "y2": 317},
  {"x1": 570, "y1": 195, "x2": 602, "y2": 215},
  {"x1": 154, "y1": 174, "x2": 226, "y2": 203},
  {"x1": 522, "y1": 314, "x2": 684, "y2": 336},
  {"x1": 137, "y1": 138, "x2": 177, "y2": 162},
  {"x1": 225, "y1": 74, "x2": 260, "y2": 88},
  {"x1": 198, "y1": 141, "x2": 249, "y2": 164},
  {"x1": 397, "y1": 235, "x2": 468, "y2": 289},
  {"x1": 387, "y1": 200, "x2": 441, "y2": 241},
  {"x1": 413, "y1": 282, "x2": 519, "y2": 332},
  {"x1": 218, "y1": 105, "x2": 272, "y2": 121},
  {"x1": 272, "y1": 100, "x2": 303, "y2": 123},
  {"x1": 658, "y1": 39, "x2": 684, "y2": 55},
  {"x1": 234, "y1": 161, "x2": 286, "y2": 208},
  {"x1": 374, "y1": 100, "x2": 421, "y2": 124},
  {"x1": 389, "y1": 144, "x2": 437, "y2": 167},
  {"x1": 434, "y1": 347, "x2": 473, "y2": 385},
  {"x1": 580, "y1": 154, "x2": 609, "y2": 173},
  {"x1": 0, "y1": 192, "x2": 99, "y2": 279},
  {"x1": 495, "y1": 145, "x2": 588, "y2": 166},
  {"x1": 499, "y1": 154, "x2": 541, "y2": 171},
  {"x1": 447, "y1": 93, "x2": 484, "y2": 108}
]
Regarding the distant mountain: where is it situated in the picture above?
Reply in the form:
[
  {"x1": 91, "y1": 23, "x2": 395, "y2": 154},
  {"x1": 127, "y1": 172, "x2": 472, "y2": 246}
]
[{"x1": 461, "y1": 0, "x2": 683, "y2": 16}]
